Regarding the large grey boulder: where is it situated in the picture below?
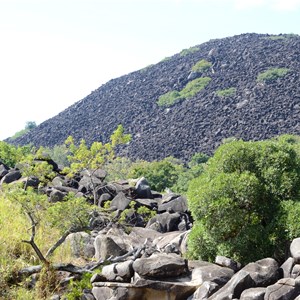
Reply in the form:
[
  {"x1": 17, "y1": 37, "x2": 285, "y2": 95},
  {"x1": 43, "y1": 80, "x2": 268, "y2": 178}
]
[
  {"x1": 92, "y1": 279, "x2": 197, "y2": 300},
  {"x1": 264, "y1": 277, "x2": 300, "y2": 300},
  {"x1": 49, "y1": 188, "x2": 66, "y2": 202},
  {"x1": 94, "y1": 234, "x2": 127, "y2": 260},
  {"x1": 188, "y1": 281, "x2": 219, "y2": 300},
  {"x1": 191, "y1": 261, "x2": 234, "y2": 287},
  {"x1": 158, "y1": 194, "x2": 188, "y2": 213},
  {"x1": 135, "y1": 177, "x2": 153, "y2": 199},
  {"x1": 146, "y1": 212, "x2": 182, "y2": 233},
  {"x1": 239, "y1": 287, "x2": 266, "y2": 300},
  {"x1": 0, "y1": 163, "x2": 9, "y2": 178},
  {"x1": 290, "y1": 238, "x2": 300, "y2": 263},
  {"x1": 101, "y1": 260, "x2": 134, "y2": 283},
  {"x1": 0, "y1": 169, "x2": 22, "y2": 185},
  {"x1": 110, "y1": 192, "x2": 131, "y2": 211},
  {"x1": 133, "y1": 253, "x2": 187, "y2": 279},
  {"x1": 208, "y1": 258, "x2": 279, "y2": 299},
  {"x1": 280, "y1": 257, "x2": 295, "y2": 278}
]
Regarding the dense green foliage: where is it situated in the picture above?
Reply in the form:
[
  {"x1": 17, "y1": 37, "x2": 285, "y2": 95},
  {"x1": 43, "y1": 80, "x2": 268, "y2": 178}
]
[
  {"x1": 0, "y1": 141, "x2": 31, "y2": 168},
  {"x1": 191, "y1": 59, "x2": 212, "y2": 73},
  {"x1": 216, "y1": 87, "x2": 236, "y2": 97},
  {"x1": 257, "y1": 67, "x2": 290, "y2": 83},
  {"x1": 157, "y1": 77, "x2": 211, "y2": 107},
  {"x1": 188, "y1": 135, "x2": 300, "y2": 263},
  {"x1": 129, "y1": 157, "x2": 184, "y2": 192}
]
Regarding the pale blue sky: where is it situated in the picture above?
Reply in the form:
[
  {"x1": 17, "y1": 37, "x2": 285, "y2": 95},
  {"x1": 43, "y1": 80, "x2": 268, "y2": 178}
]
[{"x1": 0, "y1": 0, "x2": 299, "y2": 140}]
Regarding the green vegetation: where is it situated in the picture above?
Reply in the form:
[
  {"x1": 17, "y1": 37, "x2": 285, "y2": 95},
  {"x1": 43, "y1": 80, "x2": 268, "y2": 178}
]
[
  {"x1": 180, "y1": 46, "x2": 200, "y2": 57},
  {"x1": 191, "y1": 59, "x2": 212, "y2": 73},
  {"x1": 156, "y1": 90, "x2": 183, "y2": 107},
  {"x1": 180, "y1": 77, "x2": 211, "y2": 99},
  {"x1": 264, "y1": 34, "x2": 299, "y2": 40},
  {"x1": 257, "y1": 67, "x2": 290, "y2": 83},
  {"x1": 157, "y1": 77, "x2": 211, "y2": 107},
  {"x1": 129, "y1": 157, "x2": 184, "y2": 192},
  {"x1": 10, "y1": 121, "x2": 37, "y2": 140},
  {"x1": 216, "y1": 87, "x2": 236, "y2": 98},
  {"x1": 187, "y1": 135, "x2": 300, "y2": 264}
]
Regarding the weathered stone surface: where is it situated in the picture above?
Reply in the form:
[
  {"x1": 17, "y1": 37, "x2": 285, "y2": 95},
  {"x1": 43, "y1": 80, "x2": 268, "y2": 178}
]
[
  {"x1": 101, "y1": 260, "x2": 134, "y2": 283},
  {"x1": 208, "y1": 270, "x2": 255, "y2": 299},
  {"x1": 147, "y1": 212, "x2": 181, "y2": 232},
  {"x1": 280, "y1": 257, "x2": 295, "y2": 278},
  {"x1": 239, "y1": 287, "x2": 266, "y2": 300},
  {"x1": 0, "y1": 164, "x2": 9, "y2": 178},
  {"x1": 0, "y1": 169, "x2": 21, "y2": 184},
  {"x1": 49, "y1": 188, "x2": 66, "y2": 202},
  {"x1": 110, "y1": 192, "x2": 131, "y2": 211},
  {"x1": 291, "y1": 238, "x2": 300, "y2": 263},
  {"x1": 264, "y1": 277, "x2": 300, "y2": 300},
  {"x1": 191, "y1": 262, "x2": 234, "y2": 287},
  {"x1": 132, "y1": 253, "x2": 187, "y2": 279},
  {"x1": 187, "y1": 281, "x2": 219, "y2": 300},
  {"x1": 92, "y1": 279, "x2": 197, "y2": 300},
  {"x1": 158, "y1": 195, "x2": 188, "y2": 213},
  {"x1": 242, "y1": 258, "x2": 279, "y2": 286},
  {"x1": 208, "y1": 258, "x2": 279, "y2": 299},
  {"x1": 135, "y1": 177, "x2": 153, "y2": 199},
  {"x1": 94, "y1": 234, "x2": 127, "y2": 260},
  {"x1": 292, "y1": 265, "x2": 300, "y2": 279},
  {"x1": 215, "y1": 256, "x2": 240, "y2": 272}
]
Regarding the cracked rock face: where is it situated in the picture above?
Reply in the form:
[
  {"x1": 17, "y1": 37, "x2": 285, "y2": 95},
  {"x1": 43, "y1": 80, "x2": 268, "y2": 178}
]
[{"x1": 10, "y1": 33, "x2": 300, "y2": 162}]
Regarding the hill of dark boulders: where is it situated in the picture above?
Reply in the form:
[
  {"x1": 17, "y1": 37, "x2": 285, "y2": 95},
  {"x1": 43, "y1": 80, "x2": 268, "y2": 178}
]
[{"x1": 9, "y1": 33, "x2": 300, "y2": 161}]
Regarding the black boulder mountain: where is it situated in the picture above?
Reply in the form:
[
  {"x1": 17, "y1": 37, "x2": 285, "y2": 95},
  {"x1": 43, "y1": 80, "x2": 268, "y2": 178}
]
[{"x1": 11, "y1": 33, "x2": 300, "y2": 161}]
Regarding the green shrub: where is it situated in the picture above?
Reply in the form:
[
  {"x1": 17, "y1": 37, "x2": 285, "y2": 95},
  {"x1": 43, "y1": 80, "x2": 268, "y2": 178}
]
[
  {"x1": 192, "y1": 59, "x2": 212, "y2": 73},
  {"x1": 157, "y1": 77, "x2": 211, "y2": 107},
  {"x1": 129, "y1": 157, "x2": 184, "y2": 192},
  {"x1": 216, "y1": 87, "x2": 236, "y2": 97},
  {"x1": 180, "y1": 46, "x2": 200, "y2": 57},
  {"x1": 187, "y1": 135, "x2": 300, "y2": 263},
  {"x1": 65, "y1": 272, "x2": 93, "y2": 300},
  {"x1": 257, "y1": 68, "x2": 289, "y2": 83},
  {"x1": 157, "y1": 90, "x2": 182, "y2": 107},
  {"x1": 180, "y1": 77, "x2": 211, "y2": 99}
]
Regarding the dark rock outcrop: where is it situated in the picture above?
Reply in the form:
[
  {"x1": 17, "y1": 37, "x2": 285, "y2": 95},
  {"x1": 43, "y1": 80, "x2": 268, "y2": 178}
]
[{"x1": 9, "y1": 33, "x2": 300, "y2": 162}]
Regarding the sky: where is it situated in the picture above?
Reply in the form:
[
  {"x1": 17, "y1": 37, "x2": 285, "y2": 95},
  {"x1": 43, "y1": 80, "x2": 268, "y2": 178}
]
[{"x1": 0, "y1": 0, "x2": 299, "y2": 141}]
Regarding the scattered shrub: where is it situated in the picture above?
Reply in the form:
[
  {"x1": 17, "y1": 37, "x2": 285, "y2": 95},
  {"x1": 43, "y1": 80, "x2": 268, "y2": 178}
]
[
  {"x1": 216, "y1": 87, "x2": 236, "y2": 97},
  {"x1": 180, "y1": 46, "x2": 200, "y2": 57},
  {"x1": 257, "y1": 68, "x2": 289, "y2": 83},
  {"x1": 157, "y1": 77, "x2": 211, "y2": 107},
  {"x1": 157, "y1": 90, "x2": 182, "y2": 107},
  {"x1": 180, "y1": 77, "x2": 211, "y2": 99},
  {"x1": 192, "y1": 59, "x2": 212, "y2": 73}
]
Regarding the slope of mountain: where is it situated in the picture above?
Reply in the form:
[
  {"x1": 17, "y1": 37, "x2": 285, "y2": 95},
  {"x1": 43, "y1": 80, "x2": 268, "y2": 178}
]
[{"x1": 10, "y1": 33, "x2": 300, "y2": 161}]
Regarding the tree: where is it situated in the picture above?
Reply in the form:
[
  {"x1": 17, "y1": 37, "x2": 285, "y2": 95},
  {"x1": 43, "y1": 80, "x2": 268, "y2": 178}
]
[
  {"x1": 63, "y1": 125, "x2": 131, "y2": 204},
  {"x1": 187, "y1": 135, "x2": 300, "y2": 263},
  {"x1": 25, "y1": 121, "x2": 37, "y2": 130},
  {"x1": 129, "y1": 157, "x2": 184, "y2": 192}
]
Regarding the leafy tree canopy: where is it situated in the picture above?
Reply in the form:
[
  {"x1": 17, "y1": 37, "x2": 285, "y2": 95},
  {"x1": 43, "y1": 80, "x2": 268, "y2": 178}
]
[{"x1": 187, "y1": 135, "x2": 300, "y2": 263}]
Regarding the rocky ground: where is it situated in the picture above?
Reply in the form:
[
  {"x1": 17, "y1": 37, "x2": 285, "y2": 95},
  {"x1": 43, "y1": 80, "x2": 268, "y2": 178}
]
[
  {"x1": 2, "y1": 158, "x2": 300, "y2": 299},
  {"x1": 9, "y1": 33, "x2": 300, "y2": 161}
]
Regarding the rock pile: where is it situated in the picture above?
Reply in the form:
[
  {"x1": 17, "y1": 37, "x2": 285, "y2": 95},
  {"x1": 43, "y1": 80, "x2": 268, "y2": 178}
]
[
  {"x1": 9, "y1": 33, "x2": 300, "y2": 162},
  {"x1": 2, "y1": 157, "x2": 300, "y2": 299}
]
